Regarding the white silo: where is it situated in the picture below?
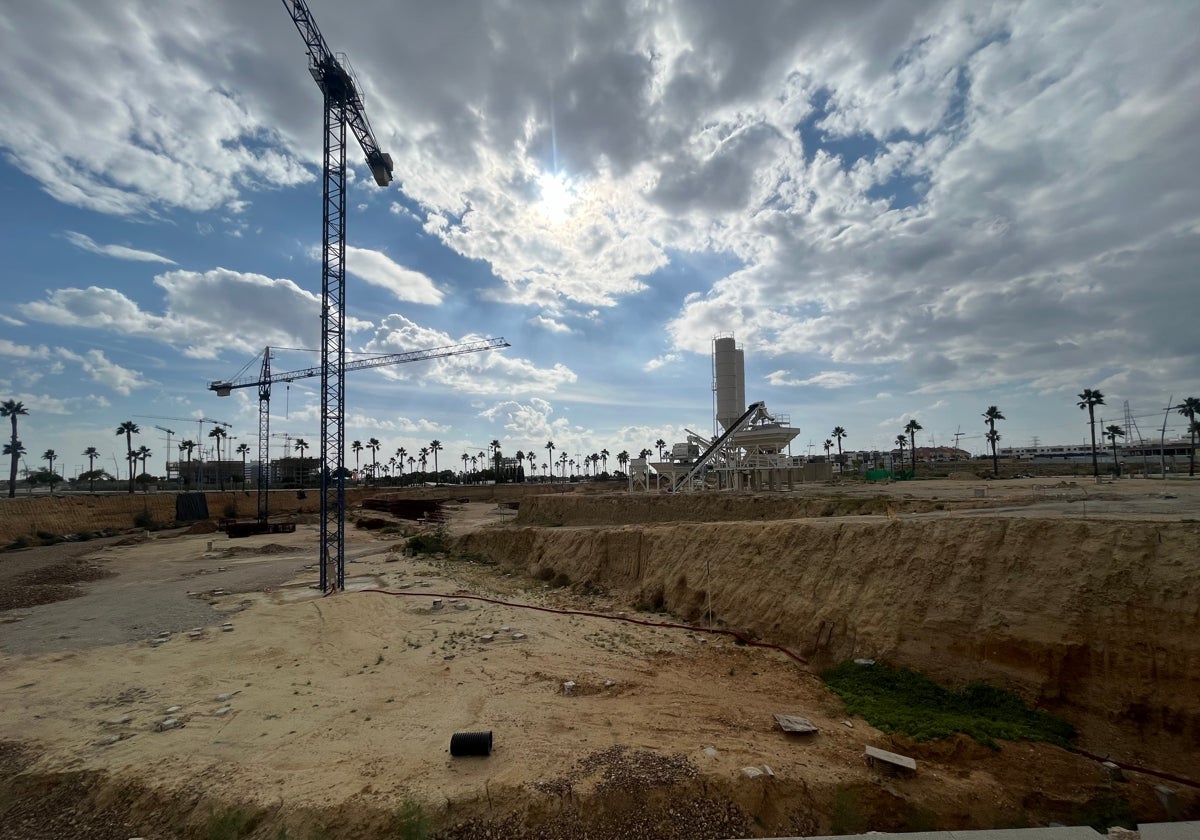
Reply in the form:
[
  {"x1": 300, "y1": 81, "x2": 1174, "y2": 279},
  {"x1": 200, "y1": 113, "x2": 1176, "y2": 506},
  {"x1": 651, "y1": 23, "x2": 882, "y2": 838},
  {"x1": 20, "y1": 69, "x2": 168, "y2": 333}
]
[{"x1": 713, "y1": 334, "x2": 746, "y2": 432}]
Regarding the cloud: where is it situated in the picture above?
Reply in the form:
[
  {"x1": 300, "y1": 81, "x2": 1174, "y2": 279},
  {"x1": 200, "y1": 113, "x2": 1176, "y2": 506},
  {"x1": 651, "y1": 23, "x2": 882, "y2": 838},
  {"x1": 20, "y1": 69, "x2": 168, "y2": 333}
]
[
  {"x1": 0, "y1": 340, "x2": 51, "y2": 359},
  {"x1": 63, "y1": 231, "x2": 175, "y2": 264},
  {"x1": 362, "y1": 314, "x2": 577, "y2": 395},
  {"x1": 0, "y1": 314, "x2": 25, "y2": 327},
  {"x1": 57, "y1": 348, "x2": 152, "y2": 396},
  {"x1": 344, "y1": 246, "x2": 443, "y2": 304},
  {"x1": 643, "y1": 353, "x2": 681, "y2": 372},
  {"x1": 530, "y1": 315, "x2": 572, "y2": 334},
  {"x1": 766, "y1": 370, "x2": 861, "y2": 389},
  {"x1": 17, "y1": 268, "x2": 371, "y2": 359}
]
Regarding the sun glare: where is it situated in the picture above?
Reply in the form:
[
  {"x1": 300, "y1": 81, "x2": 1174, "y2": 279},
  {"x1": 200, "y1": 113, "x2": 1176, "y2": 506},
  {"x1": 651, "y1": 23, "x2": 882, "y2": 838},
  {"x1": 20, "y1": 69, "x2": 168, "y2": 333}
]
[{"x1": 536, "y1": 170, "x2": 574, "y2": 222}]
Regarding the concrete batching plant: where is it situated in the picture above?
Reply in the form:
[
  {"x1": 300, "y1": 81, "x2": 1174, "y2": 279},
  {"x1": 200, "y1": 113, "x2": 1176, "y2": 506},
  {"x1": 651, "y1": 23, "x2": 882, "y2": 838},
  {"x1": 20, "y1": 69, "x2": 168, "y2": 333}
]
[{"x1": 644, "y1": 334, "x2": 814, "y2": 492}]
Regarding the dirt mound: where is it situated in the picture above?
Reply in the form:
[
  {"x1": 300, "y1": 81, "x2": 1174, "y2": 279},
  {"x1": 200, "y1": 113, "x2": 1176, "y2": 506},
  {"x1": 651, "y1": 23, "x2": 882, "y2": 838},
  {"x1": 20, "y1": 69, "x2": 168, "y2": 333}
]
[
  {"x1": 0, "y1": 584, "x2": 82, "y2": 611},
  {"x1": 15, "y1": 561, "x2": 113, "y2": 586}
]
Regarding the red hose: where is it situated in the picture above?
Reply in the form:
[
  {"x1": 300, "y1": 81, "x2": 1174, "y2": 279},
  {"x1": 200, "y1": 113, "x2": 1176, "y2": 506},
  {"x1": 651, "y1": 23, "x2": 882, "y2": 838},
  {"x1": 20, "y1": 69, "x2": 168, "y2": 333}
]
[{"x1": 357, "y1": 588, "x2": 808, "y2": 666}]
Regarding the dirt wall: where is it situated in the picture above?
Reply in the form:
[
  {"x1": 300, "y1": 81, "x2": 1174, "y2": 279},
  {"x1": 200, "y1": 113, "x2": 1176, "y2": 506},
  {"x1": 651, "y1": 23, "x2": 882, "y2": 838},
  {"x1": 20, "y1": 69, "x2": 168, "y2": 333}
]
[
  {"x1": 0, "y1": 490, "x2": 380, "y2": 543},
  {"x1": 457, "y1": 517, "x2": 1200, "y2": 778},
  {"x1": 513, "y1": 491, "x2": 991, "y2": 525}
]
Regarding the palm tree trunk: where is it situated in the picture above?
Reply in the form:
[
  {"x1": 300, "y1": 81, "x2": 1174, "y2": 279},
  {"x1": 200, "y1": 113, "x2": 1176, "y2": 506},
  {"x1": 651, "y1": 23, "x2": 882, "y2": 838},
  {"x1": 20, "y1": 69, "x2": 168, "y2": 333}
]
[
  {"x1": 126, "y1": 432, "x2": 134, "y2": 493},
  {"x1": 8, "y1": 416, "x2": 18, "y2": 499},
  {"x1": 1088, "y1": 408, "x2": 1099, "y2": 477}
]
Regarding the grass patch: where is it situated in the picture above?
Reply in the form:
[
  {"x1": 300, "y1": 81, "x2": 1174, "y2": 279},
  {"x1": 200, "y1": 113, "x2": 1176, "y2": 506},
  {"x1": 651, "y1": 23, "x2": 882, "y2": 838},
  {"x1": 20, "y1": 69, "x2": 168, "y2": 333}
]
[
  {"x1": 821, "y1": 661, "x2": 1076, "y2": 748},
  {"x1": 393, "y1": 798, "x2": 431, "y2": 840},
  {"x1": 204, "y1": 805, "x2": 261, "y2": 840}
]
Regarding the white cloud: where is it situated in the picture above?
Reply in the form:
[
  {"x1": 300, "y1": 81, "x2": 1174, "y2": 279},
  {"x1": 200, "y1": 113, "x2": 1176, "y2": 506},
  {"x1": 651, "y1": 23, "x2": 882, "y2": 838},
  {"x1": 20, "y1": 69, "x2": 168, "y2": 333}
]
[
  {"x1": 643, "y1": 353, "x2": 681, "y2": 372},
  {"x1": 530, "y1": 315, "x2": 572, "y2": 334},
  {"x1": 0, "y1": 314, "x2": 25, "y2": 327},
  {"x1": 0, "y1": 340, "x2": 51, "y2": 359},
  {"x1": 57, "y1": 348, "x2": 152, "y2": 396},
  {"x1": 344, "y1": 246, "x2": 443, "y2": 304},
  {"x1": 17, "y1": 269, "x2": 370, "y2": 359},
  {"x1": 363, "y1": 314, "x2": 577, "y2": 395},
  {"x1": 63, "y1": 231, "x2": 175, "y2": 264},
  {"x1": 767, "y1": 370, "x2": 861, "y2": 389}
]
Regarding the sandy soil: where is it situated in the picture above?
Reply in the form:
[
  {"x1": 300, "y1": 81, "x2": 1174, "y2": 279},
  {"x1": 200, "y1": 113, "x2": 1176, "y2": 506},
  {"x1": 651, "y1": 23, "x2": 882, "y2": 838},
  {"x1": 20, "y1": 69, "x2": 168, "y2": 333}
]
[{"x1": 0, "y1": 482, "x2": 1197, "y2": 838}]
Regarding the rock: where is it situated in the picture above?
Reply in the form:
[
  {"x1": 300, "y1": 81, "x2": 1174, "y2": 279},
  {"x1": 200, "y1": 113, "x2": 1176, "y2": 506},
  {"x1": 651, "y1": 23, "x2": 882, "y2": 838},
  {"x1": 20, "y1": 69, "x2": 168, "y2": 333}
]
[
  {"x1": 454, "y1": 603, "x2": 470, "y2": 611},
  {"x1": 603, "y1": 679, "x2": 616, "y2": 687},
  {"x1": 562, "y1": 681, "x2": 577, "y2": 696},
  {"x1": 499, "y1": 626, "x2": 511, "y2": 633},
  {"x1": 188, "y1": 629, "x2": 203, "y2": 639},
  {"x1": 215, "y1": 693, "x2": 233, "y2": 702},
  {"x1": 221, "y1": 623, "x2": 234, "y2": 632},
  {"x1": 1106, "y1": 829, "x2": 1138, "y2": 840},
  {"x1": 703, "y1": 746, "x2": 718, "y2": 757},
  {"x1": 164, "y1": 706, "x2": 182, "y2": 714},
  {"x1": 106, "y1": 714, "x2": 132, "y2": 725},
  {"x1": 511, "y1": 632, "x2": 526, "y2": 641},
  {"x1": 741, "y1": 766, "x2": 764, "y2": 778},
  {"x1": 156, "y1": 630, "x2": 171, "y2": 638},
  {"x1": 156, "y1": 718, "x2": 181, "y2": 732},
  {"x1": 480, "y1": 634, "x2": 494, "y2": 643},
  {"x1": 214, "y1": 706, "x2": 231, "y2": 717},
  {"x1": 853, "y1": 658, "x2": 876, "y2": 666},
  {"x1": 443, "y1": 654, "x2": 455, "y2": 660},
  {"x1": 842, "y1": 720, "x2": 854, "y2": 728},
  {"x1": 431, "y1": 599, "x2": 443, "y2": 610},
  {"x1": 1102, "y1": 760, "x2": 1125, "y2": 782}
]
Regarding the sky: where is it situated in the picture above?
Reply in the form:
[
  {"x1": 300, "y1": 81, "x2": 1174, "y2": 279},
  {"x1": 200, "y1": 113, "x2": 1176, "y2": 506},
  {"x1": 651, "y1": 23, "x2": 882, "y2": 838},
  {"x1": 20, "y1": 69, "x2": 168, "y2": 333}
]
[{"x1": 1, "y1": 0, "x2": 1198, "y2": 480}]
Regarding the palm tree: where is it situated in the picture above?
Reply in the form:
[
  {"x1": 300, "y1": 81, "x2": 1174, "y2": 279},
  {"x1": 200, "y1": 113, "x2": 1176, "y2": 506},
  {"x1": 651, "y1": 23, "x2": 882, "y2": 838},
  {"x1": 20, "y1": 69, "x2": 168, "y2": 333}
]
[
  {"x1": 894, "y1": 434, "x2": 907, "y2": 471},
  {"x1": 823, "y1": 439, "x2": 833, "y2": 460},
  {"x1": 600, "y1": 449, "x2": 609, "y2": 474},
  {"x1": 544, "y1": 440, "x2": 555, "y2": 478},
  {"x1": 116, "y1": 420, "x2": 140, "y2": 493},
  {"x1": 208, "y1": 426, "x2": 228, "y2": 490},
  {"x1": 617, "y1": 450, "x2": 629, "y2": 474},
  {"x1": 1104, "y1": 424, "x2": 1125, "y2": 476},
  {"x1": 461, "y1": 452, "x2": 470, "y2": 481},
  {"x1": 366, "y1": 438, "x2": 380, "y2": 484},
  {"x1": 590, "y1": 453, "x2": 600, "y2": 477},
  {"x1": 4, "y1": 441, "x2": 26, "y2": 492},
  {"x1": 1175, "y1": 397, "x2": 1199, "y2": 477},
  {"x1": 83, "y1": 446, "x2": 99, "y2": 492},
  {"x1": 3, "y1": 400, "x2": 29, "y2": 498},
  {"x1": 1076, "y1": 389, "x2": 1106, "y2": 478},
  {"x1": 351, "y1": 440, "x2": 363, "y2": 482},
  {"x1": 831, "y1": 426, "x2": 847, "y2": 469},
  {"x1": 236, "y1": 442, "x2": 251, "y2": 484},
  {"x1": 407, "y1": 455, "x2": 415, "y2": 474},
  {"x1": 526, "y1": 453, "x2": 537, "y2": 481},
  {"x1": 986, "y1": 429, "x2": 1001, "y2": 469},
  {"x1": 396, "y1": 447, "x2": 407, "y2": 483},
  {"x1": 42, "y1": 449, "x2": 58, "y2": 494},
  {"x1": 982, "y1": 406, "x2": 1005, "y2": 476},
  {"x1": 639, "y1": 448, "x2": 652, "y2": 460},
  {"x1": 429, "y1": 439, "x2": 443, "y2": 483},
  {"x1": 655, "y1": 438, "x2": 666, "y2": 461},
  {"x1": 904, "y1": 419, "x2": 923, "y2": 475},
  {"x1": 559, "y1": 451, "x2": 569, "y2": 479},
  {"x1": 178, "y1": 439, "x2": 196, "y2": 487},
  {"x1": 136, "y1": 445, "x2": 153, "y2": 491},
  {"x1": 293, "y1": 438, "x2": 309, "y2": 489},
  {"x1": 419, "y1": 447, "x2": 429, "y2": 475}
]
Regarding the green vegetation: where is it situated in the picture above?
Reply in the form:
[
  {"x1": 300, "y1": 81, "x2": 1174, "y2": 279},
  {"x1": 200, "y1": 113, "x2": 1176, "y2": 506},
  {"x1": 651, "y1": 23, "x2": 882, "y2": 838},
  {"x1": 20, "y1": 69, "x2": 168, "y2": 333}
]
[
  {"x1": 204, "y1": 805, "x2": 261, "y2": 840},
  {"x1": 821, "y1": 661, "x2": 1076, "y2": 748},
  {"x1": 393, "y1": 798, "x2": 431, "y2": 840}
]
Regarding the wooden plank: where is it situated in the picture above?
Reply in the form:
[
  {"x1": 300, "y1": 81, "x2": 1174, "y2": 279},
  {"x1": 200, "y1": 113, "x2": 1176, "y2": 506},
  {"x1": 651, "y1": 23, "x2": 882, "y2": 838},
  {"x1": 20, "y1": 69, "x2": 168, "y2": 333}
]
[{"x1": 865, "y1": 745, "x2": 916, "y2": 771}]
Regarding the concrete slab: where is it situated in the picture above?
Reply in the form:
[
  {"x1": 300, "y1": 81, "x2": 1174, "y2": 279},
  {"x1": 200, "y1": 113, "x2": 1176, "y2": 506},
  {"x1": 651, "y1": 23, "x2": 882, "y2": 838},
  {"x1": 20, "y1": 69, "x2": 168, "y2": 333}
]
[
  {"x1": 1140, "y1": 822, "x2": 1200, "y2": 839},
  {"x1": 753, "y1": 826, "x2": 1105, "y2": 840}
]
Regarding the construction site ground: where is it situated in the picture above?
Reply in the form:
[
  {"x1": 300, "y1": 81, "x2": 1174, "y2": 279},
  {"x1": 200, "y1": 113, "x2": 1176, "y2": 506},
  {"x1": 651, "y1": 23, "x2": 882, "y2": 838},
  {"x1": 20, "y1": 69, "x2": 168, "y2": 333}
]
[{"x1": 0, "y1": 476, "x2": 1197, "y2": 839}]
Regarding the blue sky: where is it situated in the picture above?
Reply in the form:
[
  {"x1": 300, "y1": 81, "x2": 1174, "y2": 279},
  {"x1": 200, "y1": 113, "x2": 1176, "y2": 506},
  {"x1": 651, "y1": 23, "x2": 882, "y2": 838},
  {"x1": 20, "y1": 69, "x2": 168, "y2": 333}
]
[{"x1": 2, "y1": 0, "x2": 1198, "y2": 479}]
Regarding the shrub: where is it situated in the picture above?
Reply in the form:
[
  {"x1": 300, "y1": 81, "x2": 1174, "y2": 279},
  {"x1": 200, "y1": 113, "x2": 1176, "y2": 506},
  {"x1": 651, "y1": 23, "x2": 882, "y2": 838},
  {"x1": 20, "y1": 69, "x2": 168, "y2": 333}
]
[
  {"x1": 133, "y1": 509, "x2": 156, "y2": 529},
  {"x1": 821, "y1": 660, "x2": 1076, "y2": 748}
]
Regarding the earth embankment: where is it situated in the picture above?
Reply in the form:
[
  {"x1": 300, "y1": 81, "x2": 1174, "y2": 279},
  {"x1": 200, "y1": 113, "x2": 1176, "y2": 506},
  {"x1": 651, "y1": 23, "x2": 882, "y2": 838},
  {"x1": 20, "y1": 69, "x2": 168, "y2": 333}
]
[{"x1": 457, "y1": 514, "x2": 1200, "y2": 779}]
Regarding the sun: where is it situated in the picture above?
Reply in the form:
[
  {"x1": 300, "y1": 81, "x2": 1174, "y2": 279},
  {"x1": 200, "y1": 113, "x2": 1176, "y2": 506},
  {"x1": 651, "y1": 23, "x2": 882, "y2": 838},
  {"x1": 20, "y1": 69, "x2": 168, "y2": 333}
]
[{"x1": 536, "y1": 170, "x2": 575, "y2": 222}]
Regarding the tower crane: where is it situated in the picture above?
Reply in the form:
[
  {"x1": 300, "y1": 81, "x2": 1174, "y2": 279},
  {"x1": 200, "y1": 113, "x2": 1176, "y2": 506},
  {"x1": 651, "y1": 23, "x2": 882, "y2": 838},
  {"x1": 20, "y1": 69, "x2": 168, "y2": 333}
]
[
  {"x1": 280, "y1": 0, "x2": 394, "y2": 592},
  {"x1": 153, "y1": 425, "x2": 175, "y2": 483},
  {"x1": 208, "y1": 338, "x2": 510, "y2": 550}
]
